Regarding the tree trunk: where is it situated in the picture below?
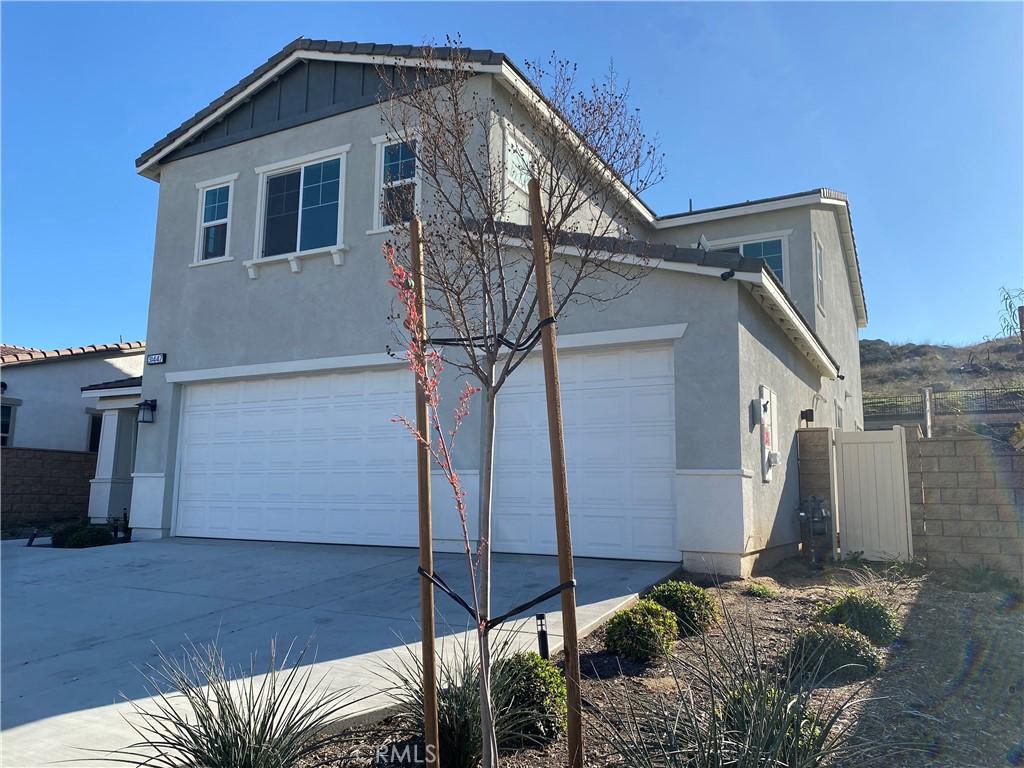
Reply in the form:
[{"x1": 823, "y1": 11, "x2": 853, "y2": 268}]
[{"x1": 477, "y1": 377, "x2": 499, "y2": 768}]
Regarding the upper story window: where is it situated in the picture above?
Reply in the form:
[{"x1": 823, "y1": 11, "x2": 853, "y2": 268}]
[
  {"x1": 505, "y1": 133, "x2": 533, "y2": 193},
  {"x1": 835, "y1": 400, "x2": 844, "y2": 431},
  {"x1": 263, "y1": 157, "x2": 342, "y2": 257},
  {"x1": 193, "y1": 174, "x2": 237, "y2": 264},
  {"x1": 814, "y1": 235, "x2": 825, "y2": 310},
  {"x1": 740, "y1": 238, "x2": 785, "y2": 284},
  {"x1": 372, "y1": 136, "x2": 418, "y2": 231}
]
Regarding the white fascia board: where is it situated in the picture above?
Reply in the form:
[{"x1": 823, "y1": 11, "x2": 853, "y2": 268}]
[
  {"x1": 164, "y1": 352, "x2": 401, "y2": 384},
  {"x1": 652, "y1": 194, "x2": 826, "y2": 228},
  {"x1": 746, "y1": 275, "x2": 840, "y2": 379},
  {"x1": 81, "y1": 386, "x2": 142, "y2": 399}
]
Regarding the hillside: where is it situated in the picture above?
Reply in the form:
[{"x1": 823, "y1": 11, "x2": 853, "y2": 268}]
[{"x1": 860, "y1": 337, "x2": 1024, "y2": 394}]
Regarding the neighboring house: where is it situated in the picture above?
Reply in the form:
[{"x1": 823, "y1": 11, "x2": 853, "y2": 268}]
[
  {"x1": 0, "y1": 342, "x2": 145, "y2": 451},
  {"x1": 128, "y1": 38, "x2": 867, "y2": 576}
]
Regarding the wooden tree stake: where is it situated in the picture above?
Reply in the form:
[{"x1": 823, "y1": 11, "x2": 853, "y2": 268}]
[
  {"x1": 411, "y1": 217, "x2": 440, "y2": 767},
  {"x1": 529, "y1": 179, "x2": 584, "y2": 768}
]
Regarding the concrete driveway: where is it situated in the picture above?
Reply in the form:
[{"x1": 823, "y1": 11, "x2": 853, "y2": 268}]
[{"x1": 1, "y1": 537, "x2": 672, "y2": 766}]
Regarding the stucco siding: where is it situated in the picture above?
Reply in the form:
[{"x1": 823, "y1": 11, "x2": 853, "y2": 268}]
[
  {"x1": 1, "y1": 353, "x2": 144, "y2": 451},
  {"x1": 737, "y1": 287, "x2": 822, "y2": 555}
]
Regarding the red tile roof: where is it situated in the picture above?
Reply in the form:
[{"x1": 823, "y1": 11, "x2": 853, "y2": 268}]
[{"x1": 0, "y1": 341, "x2": 145, "y2": 366}]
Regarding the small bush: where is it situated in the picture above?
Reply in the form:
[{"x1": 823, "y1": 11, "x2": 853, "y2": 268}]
[
  {"x1": 816, "y1": 590, "x2": 898, "y2": 646},
  {"x1": 593, "y1": 601, "x2": 883, "y2": 767},
  {"x1": 720, "y1": 683, "x2": 823, "y2": 763},
  {"x1": 647, "y1": 580, "x2": 718, "y2": 636},
  {"x1": 492, "y1": 651, "x2": 566, "y2": 746},
  {"x1": 51, "y1": 521, "x2": 113, "y2": 549},
  {"x1": 605, "y1": 598, "x2": 677, "y2": 662},
  {"x1": 103, "y1": 639, "x2": 352, "y2": 768},
  {"x1": 383, "y1": 632, "x2": 564, "y2": 768},
  {"x1": 787, "y1": 624, "x2": 881, "y2": 682},
  {"x1": 742, "y1": 582, "x2": 779, "y2": 600}
]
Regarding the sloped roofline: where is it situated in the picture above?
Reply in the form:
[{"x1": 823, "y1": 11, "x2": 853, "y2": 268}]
[
  {"x1": 1, "y1": 341, "x2": 145, "y2": 366},
  {"x1": 654, "y1": 188, "x2": 867, "y2": 328},
  {"x1": 135, "y1": 37, "x2": 658, "y2": 222}
]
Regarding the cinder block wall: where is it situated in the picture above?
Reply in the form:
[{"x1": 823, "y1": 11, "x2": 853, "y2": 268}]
[
  {"x1": 907, "y1": 432, "x2": 1023, "y2": 579},
  {"x1": 1, "y1": 448, "x2": 97, "y2": 532}
]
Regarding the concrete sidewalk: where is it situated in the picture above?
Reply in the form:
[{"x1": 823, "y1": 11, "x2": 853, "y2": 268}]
[{"x1": 1, "y1": 537, "x2": 671, "y2": 766}]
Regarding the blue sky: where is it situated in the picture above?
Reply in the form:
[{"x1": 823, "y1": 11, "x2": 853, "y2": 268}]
[{"x1": 2, "y1": 2, "x2": 1021, "y2": 349}]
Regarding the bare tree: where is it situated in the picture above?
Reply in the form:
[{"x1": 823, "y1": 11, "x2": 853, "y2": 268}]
[{"x1": 378, "y1": 38, "x2": 664, "y2": 766}]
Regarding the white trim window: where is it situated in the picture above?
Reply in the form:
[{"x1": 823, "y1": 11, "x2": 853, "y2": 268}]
[
  {"x1": 703, "y1": 230, "x2": 792, "y2": 288},
  {"x1": 738, "y1": 238, "x2": 786, "y2": 284},
  {"x1": 371, "y1": 135, "x2": 419, "y2": 231},
  {"x1": 814, "y1": 233, "x2": 825, "y2": 311},
  {"x1": 193, "y1": 174, "x2": 237, "y2": 263},
  {"x1": 1, "y1": 402, "x2": 16, "y2": 446},
  {"x1": 835, "y1": 399, "x2": 844, "y2": 431},
  {"x1": 252, "y1": 146, "x2": 349, "y2": 263}
]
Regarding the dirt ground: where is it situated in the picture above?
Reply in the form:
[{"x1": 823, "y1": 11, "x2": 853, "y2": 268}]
[{"x1": 303, "y1": 560, "x2": 1024, "y2": 767}]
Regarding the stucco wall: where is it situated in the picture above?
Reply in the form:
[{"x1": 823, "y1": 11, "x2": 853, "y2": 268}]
[
  {"x1": 1, "y1": 352, "x2": 144, "y2": 451},
  {"x1": 737, "y1": 288, "x2": 823, "y2": 558}
]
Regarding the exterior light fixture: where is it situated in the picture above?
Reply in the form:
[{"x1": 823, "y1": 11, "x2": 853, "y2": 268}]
[
  {"x1": 536, "y1": 613, "x2": 549, "y2": 660},
  {"x1": 137, "y1": 399, "x2": 157, "y2": 424}
]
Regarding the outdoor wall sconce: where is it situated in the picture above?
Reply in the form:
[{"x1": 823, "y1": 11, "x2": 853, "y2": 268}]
[
  {"x1": 137, "y1": 399, "x2": 157, "y2": 424},
  {"x1": 800, "y1": 408, "x2": 815, "y2": 423}
]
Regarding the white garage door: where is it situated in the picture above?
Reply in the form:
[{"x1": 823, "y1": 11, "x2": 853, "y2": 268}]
[
  {"x1": 175, "y1": 368, "x2": 417, "y2": 545},
  {"x1": 493, "y1": 343, "x2": 678, "y2": 561}
]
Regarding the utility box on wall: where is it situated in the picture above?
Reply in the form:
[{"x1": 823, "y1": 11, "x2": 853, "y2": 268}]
[{"x1": 758, "y1": 385, "x2": 780, "y2": 482}]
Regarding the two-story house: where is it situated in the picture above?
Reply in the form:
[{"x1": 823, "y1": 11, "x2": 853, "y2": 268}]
[{"x1": 126, "y1": 38, "x2": 867, "y2": 576}]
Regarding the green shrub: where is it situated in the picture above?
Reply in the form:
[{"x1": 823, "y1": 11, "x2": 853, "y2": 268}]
[
  {"x1": 51, "y1": 521, "x2": 113, "y2": 549},
  {"x1": 787, "y1": 623, "x2": 881, "y2": 682},
  {"x1": 383, "y1": 633, "x2": 565, "y2": 768},
  {"x1": 816, "y1": 590, "x2": 898, "y2": 646},
  {"x1": 720, "y1": 682, "x2": 823, "y2": 763},
  {"x1": 492, "y1": 651, "x2": 566, "y2": 746},
  {"x1": 103, "y1": 639, "x2": 352, "y2": 768},
  {"x1": 742, "y1": 582, "x2": 779, "y2": 601},
  {"x1": 647, "y1": 580, "x2": 719, "y2": 636},
  {"x1": 605, "y1": 599, "x2": 678, "y2": 662},
  {"x1": 593, "y1": 601, "x2": 883, "y2": 766}
]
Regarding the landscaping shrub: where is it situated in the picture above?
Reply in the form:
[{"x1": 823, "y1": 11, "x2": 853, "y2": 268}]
[
  {"x1": 51, "y1": 521, "x2": 113, "y2": 549},
  {"x1": 103, "y1": 639, "x2": 352, "y2": 768},
  {"x1": 593, "y1": 601, "x2": 881, "y2": 767},
  {"x1": 787, "y1": 623, "x2": 882, "y2": 683},
  {"x1": 720, "y1": 682, "x2": 823, "y2": 764},
  {"x1": 382, "y1": 632, "x2": 566, "y2": 768},
  {"x1": 604, "y1": 598, "x2": 677, "y2": 662},
  {"x1": 647, "y1": 580, "x2": 718, "y2": 636},
  {"x1": 492, "y1": 650, "x2": 566, "y2": 746},
  {"x1": 816, "y1": 590, "x2": 898, "y2": 646},
  {"x1": 742, "y1": 582, "x2": 779, "y2": 600}
]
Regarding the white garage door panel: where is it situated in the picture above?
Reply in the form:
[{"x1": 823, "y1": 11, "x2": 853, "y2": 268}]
[
  {"x1": 176, "y1": 369, "x2": 417, "y2": 545},
  {"x1": 493, "y1": 343, "x2": 678, "y2": 561}
]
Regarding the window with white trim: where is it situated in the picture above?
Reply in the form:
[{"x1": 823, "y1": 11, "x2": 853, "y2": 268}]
[
  {"x1": 1, "y1": 403, "x2": 14, "y2": 447},
  {"x1": 193, "y1": 176, "x2": 236, "y2": 263},
  {"x1": 262, "y1": 157, "x2": 343, "y2": 258},
  {"x1": 814, "y1": 235, "x2": 825, "y2": 310},
  {"x1": 835, "y1": 400, "x2": 844, "y2": 431},
  {"x1": 374, "y1": 139, "x2": 417, "y2": 230},
  {"x1": 505, "y1": 133, "x2": 532, "y2": 192},
  {"x1": 740, "y1": 238, "x2": 785, "y2": 283}
]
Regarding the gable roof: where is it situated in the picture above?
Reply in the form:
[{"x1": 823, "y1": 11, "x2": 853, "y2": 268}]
[
  {"x1": 654, "y1": 187, "x2": 868, "y2": 328},
  {"x1": 135, "y1": 37, "x2": 658, "y2": 222},
  {"x1": 81, "y1": 375, "x2": 143, "y2": 393},
  {"x1": 1, "y1": 341, "x2": 145, "y2": 367}
]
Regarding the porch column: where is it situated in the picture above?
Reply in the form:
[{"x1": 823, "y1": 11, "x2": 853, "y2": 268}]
[{"x1": 88, "y1": 409, "x2": 136, "y2": 524}]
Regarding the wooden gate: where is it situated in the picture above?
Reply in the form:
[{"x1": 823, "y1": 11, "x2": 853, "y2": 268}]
[{"x1": 835, "y1": 426, "x2": 914, "y2": 561}]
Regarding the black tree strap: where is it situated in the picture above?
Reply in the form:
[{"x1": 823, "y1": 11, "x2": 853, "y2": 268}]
[
  {"x1": 418, "y1": 566, "x2": 575, "y2": 631},
  {"x1": 426, "y1": 316, "x2": 556, "y2": 352}
]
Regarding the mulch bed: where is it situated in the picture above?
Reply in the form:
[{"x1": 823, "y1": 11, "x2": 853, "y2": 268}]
[{"x1": 302, "y1": 560, "x2": 1024, "y2": 767}]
